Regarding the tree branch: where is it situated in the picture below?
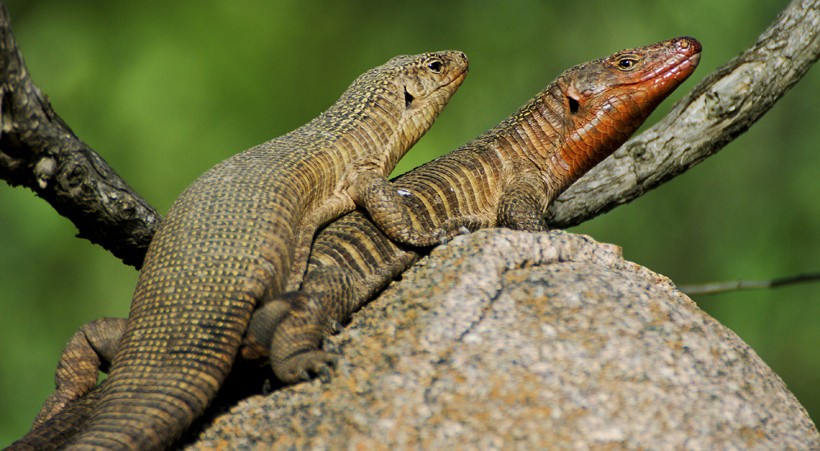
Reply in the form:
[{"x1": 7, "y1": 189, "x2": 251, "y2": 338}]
[
  {"x1": 0, "y1": 4, "x2": 159, "y2": 268},
  {"x1": 546, "y1": 0, "x2": 820, "y2": 227}
]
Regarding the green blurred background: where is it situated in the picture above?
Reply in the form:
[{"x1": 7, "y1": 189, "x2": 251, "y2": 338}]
[{"x1": 1, "y1": 0, "x2": 817, "y2": 445}]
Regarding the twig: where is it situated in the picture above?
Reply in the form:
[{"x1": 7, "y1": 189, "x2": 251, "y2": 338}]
[{"x1": 679, "y1": 272, "x2": 820, "y2": 296}]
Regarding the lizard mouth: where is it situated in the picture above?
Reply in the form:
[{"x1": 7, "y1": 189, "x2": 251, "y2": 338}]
[
  {"x1": 638, "y1": 38, "x2": 702, "y2": 85},
  {"x1": 405, "y1": 66, "x2": 468, "y2": 109},
  {"x1": 653, "y1": 52, "x2": 701, "y2": 84},
  {"x1": 437, "y1": 66, "x2": 469, "y2": 93}
]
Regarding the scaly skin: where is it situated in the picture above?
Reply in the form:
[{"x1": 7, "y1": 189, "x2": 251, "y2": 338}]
[
  {"x1": 21, "y1": 50, "x2": 467, "y2": 451},
  {"x1": 11, "y1": 37, "x2": 700, "y2": 450},
  {"x1": 7, "y1": 387, "x2": 104, "y2": 451},
  {"x1": 241, "y1": 37, "x2": 702, "y2": 381}
]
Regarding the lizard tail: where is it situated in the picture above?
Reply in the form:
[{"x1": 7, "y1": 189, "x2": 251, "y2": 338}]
[
  {"x1": 5, "y1": 387, "x2": 100, "y2": 450},
  {"x1": 64, "y1": 291, "x2": 256, "y2": 450}
]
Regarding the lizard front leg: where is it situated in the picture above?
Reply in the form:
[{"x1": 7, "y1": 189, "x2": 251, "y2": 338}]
[
  {"x1": 496, "y1": 171, "x2": 552, "y2": 232},
  {"x1": 347, "y1": 169, "x2": 483, "y2": 247}
]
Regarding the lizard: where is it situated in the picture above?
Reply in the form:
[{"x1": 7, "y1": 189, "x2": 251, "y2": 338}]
[
  {"x1": 9, "y1": 37, "x2": 699, "y2": 451},
  {"x1": 241, "y1": 36, "x2": 702, "y2": 381},
  {"x1": 23, "y1": 50, "x2": 468, "y2": 450}
]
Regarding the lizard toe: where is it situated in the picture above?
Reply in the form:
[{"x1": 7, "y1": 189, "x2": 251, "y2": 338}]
[
  {"x1": 318, "y1": 366, "x2": 332, "y2": 384},
  {"x1": 274, "y1": 350, "x2": 337, "y2": 384},
  {"x1": 322, "y1": 339, "x2": 341, "y2": 355}
]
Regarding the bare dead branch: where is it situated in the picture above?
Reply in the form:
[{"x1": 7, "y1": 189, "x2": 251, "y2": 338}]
[
  {"x1": 547, "y1": 0, "x2": 820, "y2": 227},
  {"x1": 679, "y1": 272, "x2": 820, "y2": 296},
  {"x1": 0, "y1": 4, "x2": 159, "y2": 268}
]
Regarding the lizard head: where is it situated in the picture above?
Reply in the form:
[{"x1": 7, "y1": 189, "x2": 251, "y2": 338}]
[
  {"x1": 336, "y1": 50, "x2": 468, "y2": 162},
  {"x1": 553, "y1": 36, "x2": 701, "y2": 177},
  {"x1": 391, "y1": 50, "x2": 470, "y2": 142}
]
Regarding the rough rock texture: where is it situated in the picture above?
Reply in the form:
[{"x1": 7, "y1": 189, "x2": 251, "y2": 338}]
[{"x1": 188, "y1": 229, "x2": 819, "y2": 450}]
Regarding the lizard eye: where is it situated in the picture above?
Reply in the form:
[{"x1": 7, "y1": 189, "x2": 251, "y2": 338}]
[
  {"x1": 426, "y1": 58, "x2": 443, "y2": 73},
  {"x1": 616, "y1": 56, "x2": 639, "y2": 71}
]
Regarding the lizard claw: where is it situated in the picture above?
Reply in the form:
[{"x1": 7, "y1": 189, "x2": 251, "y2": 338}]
[
  {"x1": 434, "y1": 223, "x2": 473, "y2": 245},
  {"x1": 318, "y1": 366, "x2": 332, "y2": 384},
  {"x1": 435, "y1": 228, "x2": 451, "y2": 245},
  {"x1": 329, "y1": 321, "x2": 344, "y2": 335}
]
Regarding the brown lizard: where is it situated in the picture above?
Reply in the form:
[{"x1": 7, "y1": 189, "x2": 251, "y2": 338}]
[
  {"x1": 242, "y1": 36, "x2": 702, "y2": 381},
  {"x1": 11, "y1": 37, "x2": 700, "y2": 450},
  {"x1": 25, "y1": 50, "x2": 468, "y2": 450}
]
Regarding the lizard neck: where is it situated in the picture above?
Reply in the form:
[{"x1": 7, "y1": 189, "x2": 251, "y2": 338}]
[
  {"x1": 305, "y1": 88, "x2": 407, "y2": 171},
  {"x1": 483, "y1": 79, "x2": 653, "y2": 195},
  {"x1": 477, "y1": 83, "x2": 571, "y2": 194}
]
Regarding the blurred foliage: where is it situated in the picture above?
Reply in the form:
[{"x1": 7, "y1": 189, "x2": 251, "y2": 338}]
[{"x1": 1, "y1": 0, "x2": 817, "y2": 445}]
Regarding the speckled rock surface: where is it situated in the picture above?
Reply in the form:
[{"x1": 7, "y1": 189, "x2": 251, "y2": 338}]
[{"x1": 188, "y1": 229, "x2": 819, "y2": 450}]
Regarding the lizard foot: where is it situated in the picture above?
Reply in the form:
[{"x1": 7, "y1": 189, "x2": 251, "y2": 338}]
[
  {"x1": 274, "y1": 350, "x2": 338, "y2": 384},
  {"x1": 436, "y1": 225, "x2": 472, "y2": 245}
]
